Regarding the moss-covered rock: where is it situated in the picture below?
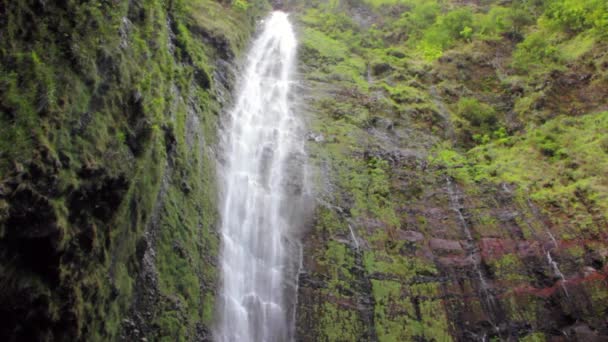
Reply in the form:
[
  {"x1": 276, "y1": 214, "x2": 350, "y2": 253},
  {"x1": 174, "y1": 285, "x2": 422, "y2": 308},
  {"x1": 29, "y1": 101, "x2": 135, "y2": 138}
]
[
  {"x1": 0, "y1": 0, "x2": 269, "y2": 340},
  {"x1": 293, "y1": 0, "x2": 608, "y2": 341}
]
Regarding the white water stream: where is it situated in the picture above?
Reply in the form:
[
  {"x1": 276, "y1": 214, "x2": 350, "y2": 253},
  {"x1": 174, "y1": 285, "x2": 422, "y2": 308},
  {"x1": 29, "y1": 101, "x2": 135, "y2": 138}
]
[{"x1": 215, "y1": 11, "x2": 307, "y2": 342}]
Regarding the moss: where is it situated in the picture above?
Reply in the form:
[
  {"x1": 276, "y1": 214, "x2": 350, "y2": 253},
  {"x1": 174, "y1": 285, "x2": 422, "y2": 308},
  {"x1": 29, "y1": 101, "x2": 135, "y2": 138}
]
[
  {"x1": 0, "y1": 0, "x2": 268, "y2": 340},
  {"x1": 318, "y1": 241, "x2": 357, "y2": 293},
  {"x1": 560, "y1": 32, "x2": 596, "y2": 61},
  {"x1": 318, "y1": 301, "x2": 363, "y2": 340},
  {"x1": 489, "y1": 254, "x2": 531, "y2": 283},
  {"x1": 364, "y1": 251, "x2": 437, "y2": 282},
  {"x1": 297, "y1": 1, "x2": 608, "y2": 340},
  {"x1": 371, "y1": 279, "x2": 451, "y2": 341},
  {"x1": 430, "y1": 111, "x2": 608, "y2": 238},
  {"x1": 520, "y1": 332, "x2": 546, "y2": 342}
]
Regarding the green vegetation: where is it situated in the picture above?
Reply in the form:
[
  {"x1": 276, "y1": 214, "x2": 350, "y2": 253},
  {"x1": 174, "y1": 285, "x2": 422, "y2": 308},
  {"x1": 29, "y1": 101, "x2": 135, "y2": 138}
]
[
  {"x1": 435, "y1": 111, "x2": 608, "y2": 238},
  {"x1": 297, "y1": 0, "x2": 607, "y2": 340},
  {"x1": 0, "y1": 0, "x2": 268, "y2": 340},
  {"x1": 3, "y1": 0, "x2": 608, "y2": 340}
]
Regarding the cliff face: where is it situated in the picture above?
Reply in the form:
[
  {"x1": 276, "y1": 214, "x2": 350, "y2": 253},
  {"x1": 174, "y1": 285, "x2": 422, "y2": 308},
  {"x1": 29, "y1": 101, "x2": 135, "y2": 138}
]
[
  {"x1": 2, "y1": 0, "x2": 607, "y2": 341},
  {"x1": 293, "y1": 0, "x2": 608, "y2": 341},
  {"x1": 0, "y1": 0, "x2": 268, "y2": 340}
]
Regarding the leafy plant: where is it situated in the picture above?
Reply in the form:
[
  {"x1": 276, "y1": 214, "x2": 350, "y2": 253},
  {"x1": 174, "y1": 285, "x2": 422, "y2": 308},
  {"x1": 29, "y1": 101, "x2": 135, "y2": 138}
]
[{"x1": 232, "y1": 0, "x2": 249, "y2": 11}]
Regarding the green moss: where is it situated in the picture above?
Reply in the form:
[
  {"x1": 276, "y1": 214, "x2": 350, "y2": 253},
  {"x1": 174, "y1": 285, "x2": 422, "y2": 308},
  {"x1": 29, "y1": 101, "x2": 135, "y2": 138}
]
[
  {"x1": 364, "y1": 251, "x2": 437, "y2": 282},
  {"x1": 302, "y1": 28, "x2": 350, "y2": 61},
  {"x1": 296, "y1": 1, "x2": 608, "y2": 340},
  {"x1": 431, "y1": 111, "x2": 608, "y2": 238},
  {"x1": 489, "y1": 254, "x2": 531, "y2": 283},
  {"x1": 520, "y1": 332, "x2": 546, "y2": 342},
  {"x1": 319, "y1": 241, "x2": 357, "y2": 293},
  {"x1": 318, "y1": 301, "x2": 363, "y2": 340},
  {"x1": 371, "y1": 279, "x2": 451, "y2": 341},
  {"x1": 0, "y1": 0, "x2": 267, "y2": 339},
  {"x1": 560, "y1": 32, "x2": 596, "y2": 60}
]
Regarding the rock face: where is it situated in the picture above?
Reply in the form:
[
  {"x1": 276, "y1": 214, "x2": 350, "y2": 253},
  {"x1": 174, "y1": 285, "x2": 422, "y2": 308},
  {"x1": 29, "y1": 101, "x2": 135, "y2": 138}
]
[
  {"x1": 0, "y1": 1, "x2": 269, "y2": 340},
  {"x1": 292, "y1": 1, "x2": 608, "y2": 341},
  {"x1": 1, "y1": 0, "x2": 607, "y2": 341}
]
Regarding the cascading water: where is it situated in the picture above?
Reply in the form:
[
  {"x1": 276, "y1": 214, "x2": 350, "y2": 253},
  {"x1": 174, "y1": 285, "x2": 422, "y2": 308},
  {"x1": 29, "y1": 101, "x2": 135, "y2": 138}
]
[{"x1": 216, "y1": 11, "x2": 308, "y2": 342}]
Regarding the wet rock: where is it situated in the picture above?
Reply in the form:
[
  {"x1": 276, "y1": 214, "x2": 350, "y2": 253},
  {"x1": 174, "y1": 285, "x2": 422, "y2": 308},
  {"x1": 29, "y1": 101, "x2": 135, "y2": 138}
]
[
  {"x1": 119, "y1": 17, "x2": 133, "y2": 49},
  {"x1": 181, "y1": 180, "x2": 192, "y2": 194},
  {"x1": 173, "y1": 241, "x2": 188, "y2": 259},
  {"x1": 516, "y1": 241, "x2": 542, "y2": 258},
  {"x1": 306, "y1": 132, "x2": 324, "y2": 143},
  {"x1": 396, "y1": 229, "x2": 424, "y2": 242},
  {"x1": 438, "y1": 255, "x2": 477, "y2": 267},
  {"x1": 569, "y1": 323, "x2": 603, "y2": 342},
  {"x1": 429, "y1": 238, "x2": 464, "y2": 253},
  {"x1": 370, "y1": 116, "x2": 394, "y2": 131},
  {"x1": 581, "y1": 266, "x2": 597, "y2": 277},
  {"x1": 371, "y1": 62, "x2": 392, "y2": 76},
  {"x1": 479, "y1": 238, "x2": 516, "y2": 260},
  {"x1": 387, "y1": 50, "x2": 405, "y2": 59}
]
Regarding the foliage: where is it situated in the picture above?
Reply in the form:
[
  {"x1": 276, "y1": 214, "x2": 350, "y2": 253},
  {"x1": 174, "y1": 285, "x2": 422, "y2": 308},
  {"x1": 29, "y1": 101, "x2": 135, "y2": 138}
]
[
  {"x1": 296, "y1": 0, "x2": 608, "y2": 340},
  {"x1": 512, "y1": 30, "x2": 563, "y2": 72},
  {"x1": 0, "y1": 0, "x2": 268, "y2": 340},
  {"x1": 232, "y1": 0, "x2": 249, "y2": 11},
  {"x1": 437, "y1": 111, "x2": 608, "y2": 237},
  {"x1": 545, "y1": 0, "x2": 608, "y2": 35},
  {"x1": 452, "y1": 97, "x2": 499, "y2": 145}
]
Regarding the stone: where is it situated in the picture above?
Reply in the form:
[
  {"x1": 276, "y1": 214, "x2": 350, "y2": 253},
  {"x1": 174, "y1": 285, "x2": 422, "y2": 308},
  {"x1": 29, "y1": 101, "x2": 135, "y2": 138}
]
[
  {"x1": 429, "y1": 238, "x2": 463, "y2": 252},
  {"x1": 396, "y1": 230, "x2": 424, "y2": 242}
]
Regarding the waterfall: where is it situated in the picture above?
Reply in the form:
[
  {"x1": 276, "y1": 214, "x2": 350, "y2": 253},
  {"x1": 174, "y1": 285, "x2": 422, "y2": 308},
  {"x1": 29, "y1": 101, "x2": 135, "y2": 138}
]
[
  {"x1": 445, "y1": 176, "x2": 498, "y2": 315},
  {"x1": 215, "y1": 11, "x2": 307, "y2": 342},
  {"x1": 348, "y1": 224, "x2": 359, "y2": 250}
]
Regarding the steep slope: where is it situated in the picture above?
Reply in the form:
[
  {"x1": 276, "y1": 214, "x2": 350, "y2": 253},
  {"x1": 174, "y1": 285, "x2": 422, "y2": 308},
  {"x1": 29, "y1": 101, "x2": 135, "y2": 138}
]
[
  {"x1": 292, "y1": 0, "x2": 608, "y2": 341},
  {"x1": 0, "y1": 0, "x2": 269, "y2": 340},
  {"x1": 1, "y1": 0, "x2": 607, "y2": 341}
]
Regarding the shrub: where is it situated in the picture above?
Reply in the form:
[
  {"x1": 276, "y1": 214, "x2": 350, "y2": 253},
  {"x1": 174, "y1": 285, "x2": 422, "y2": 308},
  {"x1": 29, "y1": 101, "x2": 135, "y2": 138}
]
[
  {"x1": 512, "y1": 31, "x2": 562, "y2": 72},
  {"x1": 453, "y1": 97, "x2": 499, "y2": 146},
  {"x1": 544, "y1": 0, "x2": 608, "y2": 34},
  {"x1": 439, "y1": 7, "x2": 474, "y2": 41},
  {"x1": 457, "y1": 97, "x2": 497, "y2": 128},
  {"x1": 417, "y1": 7, "x2": 474, "y2": 59},
  {"x1": 232, "y1": 0, "x2": 249, "y2": 11},
  {"x1": 476, "y1": 6, "x2": 533, "y2": 38}
]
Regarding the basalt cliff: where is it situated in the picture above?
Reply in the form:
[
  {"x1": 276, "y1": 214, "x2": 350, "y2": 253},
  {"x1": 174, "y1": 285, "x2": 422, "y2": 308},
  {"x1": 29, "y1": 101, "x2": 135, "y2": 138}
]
[{"x1": 1, "y1": 0, "x2": 607, "y2": 341}]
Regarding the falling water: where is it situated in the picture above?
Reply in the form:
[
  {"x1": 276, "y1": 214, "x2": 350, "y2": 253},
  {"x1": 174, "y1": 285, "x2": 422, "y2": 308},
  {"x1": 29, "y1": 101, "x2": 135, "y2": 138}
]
[
  {"x1": 216, "y1": 12, "x2": 307, "y2": 342},
  {"x1": 348, "y1": 224, "x2": 360, "y2": 250},
  {"x1": 545, "y1": 232, "x2": 569, "y2": 297},
  {"x1": 546, "y1": 251, "x2": 568, "y2": 297},
  {"x1": 445, "y1": 176, "x2": 496, "y2": 310}
]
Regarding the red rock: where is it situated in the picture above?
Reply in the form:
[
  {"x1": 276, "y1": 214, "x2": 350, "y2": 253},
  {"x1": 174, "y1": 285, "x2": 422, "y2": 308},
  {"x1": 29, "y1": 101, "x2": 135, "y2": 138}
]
[
  {"x1": 396, "y1": 230, "x2": 424, "y2": 242},
  {"x1": 516, "y1": 241, "x2": 541, "y2": 258},
  {"x1": 430, "y1": 238, "x2": 463, "y2": 252},
  {"x1": 582, "y1": 266, "x2": 597, "y2": 277},
  {"x1": 428, "y1": 208, "x2": 443, "y2": 218},
  {"x1": 438, "y1": 255, "x2": 476, "y2": 267},
  {"x1": 479, "y1": 238, "x2": 516, "y2": 260},
  {"x1": 510, "y1": 271, "x2": 607, "y2": 300}
]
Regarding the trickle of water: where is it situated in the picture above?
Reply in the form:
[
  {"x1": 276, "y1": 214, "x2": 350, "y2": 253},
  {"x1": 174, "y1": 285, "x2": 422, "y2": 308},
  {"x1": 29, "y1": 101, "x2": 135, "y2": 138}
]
[
  {"x1": 215, "y1": 12, "x2": 307, "y2": 342},
  {"x1": 348, "y1": 224, "x2": 359, "y2": 250},
  {"x1": 445, "y1": 176, "x2": 496, "y2": 309},
  {"x1": 546, "y1": 250, "x2": 569, "y2": 298},
  {"x1": 545, "y1": 231, "x2": 569, "y2": 297}
]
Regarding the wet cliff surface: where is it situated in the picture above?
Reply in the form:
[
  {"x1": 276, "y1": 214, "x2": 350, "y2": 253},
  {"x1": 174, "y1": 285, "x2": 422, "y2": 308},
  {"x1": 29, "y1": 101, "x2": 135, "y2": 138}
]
[
  {"x1": 0, "y1": 0, "x2": 268, "y2": 340},
  {"x1": 1, "y1": 0, "x2": 607, "y2": 341},
  {"x1": 292, "y1": 1, "x2": 608, "y2": 341}
]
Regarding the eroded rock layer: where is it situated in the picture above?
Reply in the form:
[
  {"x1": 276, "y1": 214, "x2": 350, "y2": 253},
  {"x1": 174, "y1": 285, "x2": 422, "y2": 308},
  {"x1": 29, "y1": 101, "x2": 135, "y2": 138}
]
[{"x1": 291, "y1": 1, "x2": 608, "y2": 341}]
